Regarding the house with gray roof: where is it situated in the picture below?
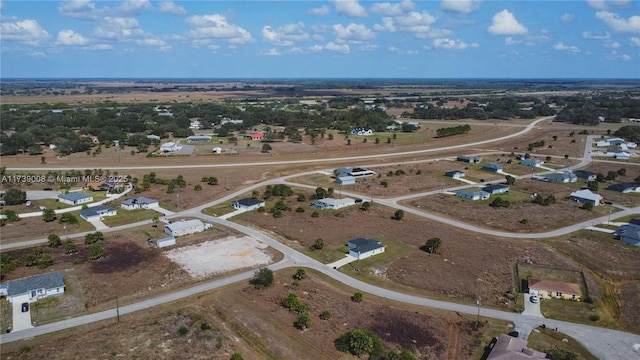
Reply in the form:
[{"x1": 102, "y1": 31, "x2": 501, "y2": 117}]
[
  {"x1": 456, "y1": 189, "x2": 490, "y2": 201},
  {"x1": 607, "y1": 183, "x2": 640, "y2": 193},
  {"x1": 520, "y1": 158, "x2": 544, "y2": 167},
  {"x1": 58, "y1": 192, "x2": 93, "y2": 205},
  {"x1": 457, "y1": 155, "x2": 482, "y2": 163},
  {"x1": 482, "y1": 162, "x2": 503, "y2": 173},
  {"x1": 165, "y1": 219, "x2": 211, "y2": 237},
  {"x1": 482, "y1": 184, "x2": 510, "y2": 195},
  {"x1": 231, "y1": 198, "x2": 265, "y2": 211},
  {"x1": 545, "y1": 172, "x2": 577, "y2": 183},
  {"x1": 336, "y1": 176, "x2": 356, "y2": 185},
  {"x1": 569, "y1": 189, "x2": 603, "y2": 206},
  {"x1": 311, "y1": 198, "x2": 357, "y2": 210},
  {"x1": 121, "y1": 197, "x2": 159, "y2": 210},
  {"x1": 614, "y1": 224, "x2": 640, "y2": 246},
  {"x1": 486, "y1": 334, "x2": 547, "y2": 359},
  {"x1": 80, "y1": 205, "x2": 117, "y2": 221},
  {"x1": 574, "y1": 170, "x2": 597, "y2": 181},
  {"x1": 444, "y1": 170, "x2": 465, "y2": 179},
  {"x1": 7, "y1": 272, "x2": 65, "y2": 303},
  {"x1": 347, "y1": 238, "x2": 385, "y2": 260}
]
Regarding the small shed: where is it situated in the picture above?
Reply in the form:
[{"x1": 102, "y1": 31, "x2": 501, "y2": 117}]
[
  {"x1": 156, "y1": 236, "x2": 176, "y2": 248},
  {"x1": 336, "y1": 176, "x2": 356, "y2": 185}
]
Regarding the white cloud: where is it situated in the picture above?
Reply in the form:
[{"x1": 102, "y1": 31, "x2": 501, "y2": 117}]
[
  {"x1": 325, "y1": 41, "x2": 350, "y2": 53},
  {"x1": 374, "y1": 11, "x2": 446, "y2": 38},
  {"x1": 621, "y1": 54, "x2": 632, "y2": 60},
  {"x1": 440, "y1": 0, "x2": 481, "y2": 14},
  {"x1": 433, "y1": 38, "x2": 479, "y2": 50},
  {"x1": 333, "y1": 23, "x2": 375, "y2": 42},
  {"x1": 58, "y1": 0, "x2": 98, "y2": 20},
  {"x1": 136, "y1": 37, "x2": 171, "y2": 51},
  {"x1": 604, "y1": 40, "x2": 621, "y2": 49},
  {"x1": 119, "y1": 0, "x2": 152, "y2": 14},
  {"x1": 259, "y1": 48, "x2": 281, "y2": 56},
  {"x1": 488, "y1": 9, "x2": 527, "y2": 35},
  {"x1": 331, "y1": 0, "x2": 367, "y2": 18},
  {"x1": 595, "y1": 11, "x2": 640, "y2": 33},
  {"x1": 359, "y1": 43, "x2": 377, "y2": 51},
  {"x1": 371, "y1": 0, "x2": 414, "y2": 16},
  {"x1": 582, "y1": 30, "x2": 610, "y2": 39},
  {"x1": 308, "y1": 5, "x2": 330, "y2": 16},
  {"x1": 186, "y1": 14, "x2": 254, "y2": 45},
  {"x1": 630, "y1": 37, "x2": 640, "y2": 46},
  {"x1": 86, "y1": 43, "x2": 112, "y2": 50},
  {"x1": 0, "y1": 18, "x2": 50, "y2": 46},
  {"x1": 262, "y1": 23, "x2": 308, "y2": 46},
  {"x1": 94, "y1": 17, "x2": 142, "y2": 40},
  {"x1": 287, "y1": 47, "x2": 304, "y2": 54},
  {"x1": 159, "y1": 1, "x2": 186, "y2": 15},
  {"x1": 56, "y1": 29, "x2": 89, "y2": 45},
  {"x1": 553, "y1": 42, "x2": 580, "y2": 54},
  {"x1": 587, "y1": 0, "x2": 631, "y2": 10},
  {"x1": 606, "y1": 50, "x2": 633, "y2": 61},
  {"x1": 560, "y1": 13, "x2": 574, "y2": 22},
  {"x1": 59, "y1": 0, "x2": 152, "y2": 20}
]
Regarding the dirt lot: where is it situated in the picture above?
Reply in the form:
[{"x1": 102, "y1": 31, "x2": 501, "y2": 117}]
[{"x1": 0, "y1": 270, "x2": 511, "y2": 360}]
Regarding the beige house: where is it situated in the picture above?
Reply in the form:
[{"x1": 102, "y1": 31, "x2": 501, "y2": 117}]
[{"x1": 529, "y1": 278, "x2": 581, "y2": 301}]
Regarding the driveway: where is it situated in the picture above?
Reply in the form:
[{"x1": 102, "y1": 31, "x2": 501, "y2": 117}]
[
  {"x1": 522, "y1": 293, "x2": 543, "y2": 318},
  {"x1": 326, "y1": 254, "x2": 358, "y2": 269},
  {"x1": 10, "y1": 295, "x2": 33, "y2": 332}
]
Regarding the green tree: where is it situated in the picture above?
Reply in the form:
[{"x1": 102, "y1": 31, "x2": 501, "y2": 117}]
[
  {"x1": 281, "y1": 293, "x2": 308, "y2": 313},
  {"x1": 230, "y1": 353, "x2": 244, "y2": 360},
  {"x1": 261, "y1": 143, "x2": 272, "y2": 152},
  {"x1": 296, "y1": 193, "x2": 306, "y2": 202},
  {"x1": 351, "y1": 292, "x2": 364, "y2": 303},
  {"x1": 59, "y1": 212, "x2": 78, "y2": 224},
  {"x1": 545, "y1": 348, "x2": 577, "y2": 360},
  {"x1": 360, "y1": 201, "x2": 371, "y2": 211},
  {"x1": 194, "y1": 184, "x2": 202, "y2": 191},
  {"x1": 2, "y1": 189, "x2": 26, "y2": 205},
  {"x1": 313, "y1": 238, "x2": 324, "y2": 250},
  {"x1": 335, "y1": 329, "x2": 383, "y2": 358},
  {"x1": 424, "y1": 237, "x2": 441, "y2": 254},
  {"x1": 587, "y1": 181, "x2": 599, "y2": 192},
  {"x1": 252, "y1": 190, "x2": 260, "y2": 199},
  {"x1": 252, "y1": 268, "x2": 274, "y2": 289},
  {"x1": 84, "y1": 231, "x2": 104, "y2": 244},
  {"x1": 582, "y1": 202, "x2": 594, "y2": 211},
  {"x1": 319, "y1": 310, "x2": 332, "y2": 320},
  {"x1": 42, "y1": 208, "x2": 56, "y2": 222},
  {"x1": 394, "y1": 209, "x2": 404, "y2": 220},
  {"x1": 1, "y1": 209, "x2": 20, "y2": 222},
  {"x1": 64, "y1": 239, "x2": 77, "y2": 254},
  {"x1": 505, "y1": 175, "x2": 516, "y2": 185},
  {"x1": 293, "y1": 268, "x2": 307, "y2": 280},
  {"x1": 88, "y1": 243, "x2": 107, "y2": 260},
  {"x1": 207, "y1": 176, "x2": 218, "y2": 185},
  {"x1": 294, "y1": 312, "x2": 311, "y2": 330},
  {"x1": 47, "y1": 233, "x2": 62, "y2": 248},
  {"x1": 315, "y1": 187, "x2": 329, "y2": 199},
  {"x1": 37, "y1": 253, "x2": 53, "y2": 269}
]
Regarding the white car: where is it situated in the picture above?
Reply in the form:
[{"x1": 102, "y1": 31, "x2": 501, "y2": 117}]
[{"x1": 530, "y1": 295, "x2": 539, "y2": 303}]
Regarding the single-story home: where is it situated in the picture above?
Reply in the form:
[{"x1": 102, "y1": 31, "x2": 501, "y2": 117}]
[
  {"x1": 80, "y1": 205, "x2": 117, "y2": 221},
  {"x1": 482, "y1": 184, "x2": 510, "y2": 195},
  {"x1": 607, "y1": 182, "x2": 640, "y2": 193},
  {"x1": 58, "y1": 192, "x2": 93, "y2": 206},
  {"x1": 164, "y1": 219, "x2": 211, "y2": 237},
  {"x1": 231, "y1": 198, "x2": 265, "y2": 211},
  {"x1": 444, "y1": 170, "x2": 465, "y2": 179},
  {"x1": 482, "y1": 162, "x2": 503, "y2": 173},
  {"x1": 569, "y1": 189, "x2": 603, "y2": 206},
  {"x1": 607, "y1": 149, "x2": 631, "y2": 159},
  {"x1": 189, "y1": 120, "x2": 202, "y2": 129},
  {"x1": 7, "y1": 272, "x2": 65, "y2": 303},
  {"x1": 614, "y1": 225, "x2": 640, "y2": 246},
  {"x1": 520, "y1": 158, "x2": 544, "y2": 167},
  {"x1": 156, "y1": 236, "x2": 176, "y2": 248},
  {"x1": 251, "y1": 132, "x2": 265, "y2": 141},
  {"x1": 186, "y1": 135, "x2": 212, "y2": 143},
  {"x1": 121, "y1": 197, "x2": 159, "y2": 210},
  {"x1": 351, "y1": 127, "x2": 373, "y2": 136},
  {"x1": 311, "y1": 198, "x2": 357, "y2": 210},
  {"x1": 347, "y1": 238, "x2": 385, "y2": 260},
  {"x1": 455, "y1": 189, "x2": 490, "y2": 201},
  {"x1": 545, "y1": 172, "x2": 577, "y2": 183},
  {"x1": 574, "y1": 170, "x2": 597, "y2": 181},
  {"x1": 160, "y1": 142, "x2": 181, "y2": 153},
  {"x1": 0, "y1": 285, "x2": 7, "y2": 297},
  {"x1": 486, "y1": 334, "x2": 547, "y2": 360},
  {"x1": 336, "y1": 176, "x2": 356, "y2": 185},
  {"x1": 528, "y1": 278, "x2": 581, "y2": 301},
  {"x1": 87, "y1": 181, "x2": 112, "y2": 191},
  {"x1": 212, "y1": 147, "x2": 222, "y2": 154},
  {"x1": 146, "y1": 134, "x2": 161, "y2": 141},
  {"x1": 335, "y1": 167, "x2": 375, "y2": 177},
  {"x1": 456, "y1": 155, "x2": 482, "y2": 163}
]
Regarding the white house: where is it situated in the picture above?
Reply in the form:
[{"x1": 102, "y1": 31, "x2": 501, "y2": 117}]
[
  {"x1": 80, "y1": 205, "x2": 117, "y2": 221},
  {"x1": 569, "y1": 189, "x2": 603, "y2": 206},
  {"x1": 607, "y1": 183, "x2": 640, "y2": 193},
  {"x1": 445, "y1": 170, "x2": 465, "y2": 179},
  {"x1": 58, "y1": 192, "x2": 93, "y2": 206},
  {"x1": 7, "y1": 272, "x2": 65, "y2": 303},
  {"x1": 186, "y1": 135, "x2": 211, "y2": 143},
  {"x1": 347, "y1": 238, "x2": 385, "y2": 260},
  {"x1": 160, "y1": 142, "x2": 181, "y2": 153},
  {"x1": 156, "y1": 236, "x2": 176, "y2": 248},
  {"x1": 212, "y1": 147, "x2": 222, "y2": 154},
  {"x1": 545, "y1": 172, "x2": 578, "y2": 183},
  {"x1": 189, "y1": 120, "x2": 202, "y2": 129},
  {"x1": 520, "y1": 158, "x2": 544, "y2": 167},
  {"x1": 482, "y1": 184, "x2": 510, "y2": 195},
  {"x1": 231, "y1": 198, "x2": 265, "y2": 211},
  {"x1": 311, "y1": 198, "x2": 357, "y2": 210},
  {"x1": 456, "y1": 189, "x2": 490, "y2": 201},
  {"x1": 336, "y1": 176, "x2": 356, "y2": 185},
  {"x1": 164, "y1": 219, "x2": 211, "y2": 237},
  {"x1": 121, "y1": 197, "x2": 159, "y2": 210}
]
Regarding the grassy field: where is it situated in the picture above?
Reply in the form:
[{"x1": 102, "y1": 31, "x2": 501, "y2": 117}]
[
  {"x1": 201, "y1": 204, "x2": 236, "y2": 217},
  {"x1": 540, "y1": 299, "x2": 617, "y2": 329},
  {"x1": 100, "y1": 208, "x2": 160, "y2": 227},
  {"x1": 527, "y1": 327, "x2": 598, "y2": 360}
]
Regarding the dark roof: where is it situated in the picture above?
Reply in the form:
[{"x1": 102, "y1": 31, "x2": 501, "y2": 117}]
[
  {"x1": 348, "y1": 238, "x2": 384, "y2": 253},
  {"x1": 629, "y1": 218, "x2": 640, "y2": 226},
  {"x1": 482, "y1": 162, "x2": 502, "y2": 170},
  {"x1": 445, "y1": 170, "x2": 464, "y2": 176},
  {"x1": 8, "y1": 272, "x2": 64, "y2": 296},
  {"x1": 482, "y1": 184, "x2": 509, "y2": 192},
  {"x1": 58, "y1": 192, "x2": 92, "y2": 201},
  {"x1": 234, "y1": 198, "x2": 264, "y2": 207},
  {"x1": 80, "y1": 205, "x2": 116, "y2": 218},
  {"x1": 607, "y1": 183, "x2": 639, "y2": 192},
  {"x1": 574, "y1": 170, "x2": 597, "y2": 178},
  {"x1": 122, "y1": 197, "x2": 157, "y2": 206}
]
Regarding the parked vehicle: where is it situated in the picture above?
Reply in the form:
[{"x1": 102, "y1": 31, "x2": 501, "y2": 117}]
[
  {"x1": 530, "y1": 295, "x2": 539, "y2": 303},
  {"x1": 21, "y1": 303, "x2": 29, "y2": 312}
]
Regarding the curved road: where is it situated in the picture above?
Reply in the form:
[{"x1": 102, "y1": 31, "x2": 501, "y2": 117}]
[{"x1": 2, "y1": 117, "x2": 639, "y2": 359}]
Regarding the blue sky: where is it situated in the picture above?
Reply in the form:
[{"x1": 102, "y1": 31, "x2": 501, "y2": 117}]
[{"x1": 1, "y1": 0, "x2": 639, "y2": 78}]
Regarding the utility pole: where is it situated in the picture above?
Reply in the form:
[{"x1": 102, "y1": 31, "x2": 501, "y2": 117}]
[
  {"x1": 116, "y1": 296, "x2": 120, "y2": 323},
  {"x1": 476, "y1": 298, "x2": 481, "y2": 330}
]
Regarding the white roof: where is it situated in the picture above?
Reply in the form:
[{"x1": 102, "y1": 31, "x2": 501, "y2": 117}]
[
  {"x1": 570, "y1": 189, "x2": 603, "y2": 201},
  {"x1": 165, "y1": 219, "x2": 204, "y2": 231}
]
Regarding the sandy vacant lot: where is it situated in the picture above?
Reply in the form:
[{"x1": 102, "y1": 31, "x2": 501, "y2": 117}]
[{"x1": 164, "y1": 236, "x2": 272, "y2": 278}]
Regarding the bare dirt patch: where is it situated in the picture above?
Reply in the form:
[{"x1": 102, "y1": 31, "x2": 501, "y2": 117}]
[{"x1": 164, "y1": 236, "x2": 273, "y2": 278}]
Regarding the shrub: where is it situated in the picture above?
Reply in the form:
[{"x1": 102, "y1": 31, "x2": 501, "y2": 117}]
[
  {"x1": 295, "y1": 207, "x2": 305, "y2": 213},
  {"x1": 319, "y1": 310, "x2": 332, "y2": 320},
  {"x1": 178, "y1": 326, "x2": 189, "y2": 336},
  {"x1": 252, "y1": 268, "x2": 274, "y2": 289},
  {"x1": 294, "y1": 312, "x2": 311, "y2": 330},
  {"x1": 589, "y1": 315, "x2": 600, "y2": 322},
  {"x1": 311, "y1": 211, "x2": 320, "y2": 218},
  {"x1": 351, "y1": 292, "x2": 364, "y2": 303}
]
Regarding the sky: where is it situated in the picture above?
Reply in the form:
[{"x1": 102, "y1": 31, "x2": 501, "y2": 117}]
[{"x1": 0, "y1": 0, "x2": 639, "y2": 79}]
